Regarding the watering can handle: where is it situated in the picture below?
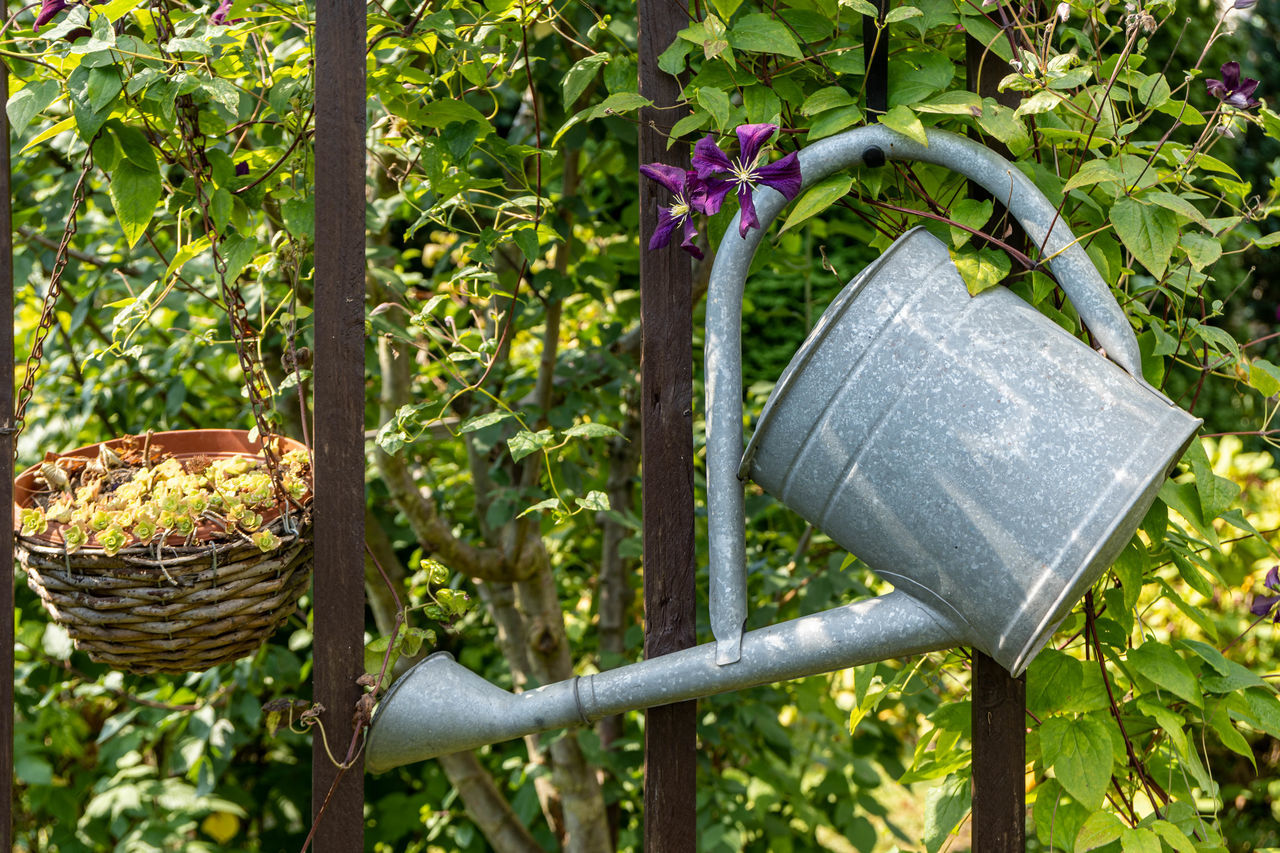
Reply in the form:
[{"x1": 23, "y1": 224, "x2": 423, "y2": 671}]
[{"x1": 705, "y1": 125, "x2": 1153, "y2": 665}]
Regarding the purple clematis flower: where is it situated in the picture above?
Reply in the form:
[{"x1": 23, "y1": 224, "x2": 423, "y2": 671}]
[
  {"x1": 1206, "y1": 61, "x2": 1261, "y2": 110},
  {"x1": 639, "y1": 163, "x2": 704, "y2": 259},
  {"x1": 210, "y1": 0, "x2": 232, "y2": 24},
  {"x1": 1250, "y1": 565, "x2": 1280, "y2": 620},
  {"x1": 33, "y1": 0, "x2": 70, "y2": 32},
  {"x1": 692, "y1": 123, "x2": 802, "y2": 238}
]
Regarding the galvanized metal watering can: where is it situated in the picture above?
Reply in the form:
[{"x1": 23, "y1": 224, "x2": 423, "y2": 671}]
[{"x1": 365, "y1": 126, "x2": 1201, "y2": 773}]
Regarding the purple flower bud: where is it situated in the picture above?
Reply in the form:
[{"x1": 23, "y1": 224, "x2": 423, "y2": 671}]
[
  {"x1": 1234, "y1": 0, "x2": 1256, "y2": 9},
  {"x1": 33, "y1": 0, "x2": 70, "y2": 32}
]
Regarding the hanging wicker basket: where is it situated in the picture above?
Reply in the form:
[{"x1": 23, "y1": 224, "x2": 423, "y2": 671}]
[{"x1": 14, "y1": 429, "x2": 313, "y2": 674}]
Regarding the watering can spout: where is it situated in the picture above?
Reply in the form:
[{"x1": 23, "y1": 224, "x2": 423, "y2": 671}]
[{"x1": 365, "y1": 590, "x2": 963, "y2": 773}]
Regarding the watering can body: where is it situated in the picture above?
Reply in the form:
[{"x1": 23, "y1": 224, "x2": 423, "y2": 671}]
[
  {"x1": 365, "y1": 126, "x2": 1204, "y2": 774},
  {"x1": 740, "y1": 227, "x2": 1200, "y2": 674}
]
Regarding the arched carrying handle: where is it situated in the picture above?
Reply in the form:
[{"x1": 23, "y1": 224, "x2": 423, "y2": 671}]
[{"x1": 707, "y1": 125, "x2": 1152, "y2": 664}]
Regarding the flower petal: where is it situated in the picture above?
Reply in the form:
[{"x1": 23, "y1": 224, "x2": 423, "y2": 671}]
[
  {"x1": 692, "y1": 135, "x2": 733, "y2": 178},
  {"x1": 735, "y1": 123, "x2": 778, "y2": 166},
  {"x1": 1234, "y1": 76, "x2": 1260, "y2": 100},
  {"x1": 692, "y1": 176, "x2": 734, "y2": 215},
  {"x1": 1251, "y1": 593, "x2": 1280, "y2": 617},
  {"x1": 755, "y1": 151, "x2": 802, "y2": 200},
  {"x1": 640, "y1": 163, "x2": 689, "y2": 196},
  {"x1": 649, "y1": 206, "x2": 678, "y2": 251},
  {"x1": 679, "y1": 217, "x2": 703, "y2": 259},
  {"x1": 1206, "y1": 78, "x2": 1228, "y2": 100},
  {"x1": 34, "y1": 0, "x2": 69, "y2": 30},
  {"x1": 1220, "y1": 61, "x2": 1242, "y2": 89},
  {"x1": 1266, "y1": 565, "x2": 1279, "y2": 590},
  {"x1": 737, "y1": 187, "x2": 759, "y2": 238}
]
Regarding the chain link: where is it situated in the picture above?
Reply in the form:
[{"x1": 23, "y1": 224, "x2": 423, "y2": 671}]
[
  {"x1": 174, "y1": 93, "x2": 295, "y2": 504},
  {"x1": 12, "y1": 150, "x2": 95, "y2": 455}
]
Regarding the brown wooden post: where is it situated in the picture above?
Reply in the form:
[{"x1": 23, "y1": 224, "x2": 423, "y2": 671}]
[
  {"x1": 966, "y1": 33, "x2": 1028, "y2": 852},
  {"x1": 1, "y1": 26, "x2": 15, "y2": 851},
  {"x1": 637, "y1": 0, "x2": 697, "y2": 850},
  {"x1": 312, "y1": 0, "x2": 366, "y2": 846}
]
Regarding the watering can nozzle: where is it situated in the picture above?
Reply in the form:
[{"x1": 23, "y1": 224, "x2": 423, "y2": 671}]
[{"x1": 365, "y1": 591, "x2": 963, "y2": 773}]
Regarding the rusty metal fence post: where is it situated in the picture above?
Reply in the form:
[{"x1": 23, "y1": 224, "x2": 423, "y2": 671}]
[
  {"x1": 966, "y1": 31, "x2": 1028, "y2": 852},
  {"x1": 312, "y1": 0, "x2": 367, "y2": 846},
  {"x1": 638, "y1": 0, "x2": 698, "y2": 849},
  {"x1": 1, "y1": 22, "x2": 15, "y2": 850}
]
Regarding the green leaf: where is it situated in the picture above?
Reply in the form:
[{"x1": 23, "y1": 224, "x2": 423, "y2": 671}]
[
  {"x1": 881, "y1": 105, "x2": 927, "y2": 146},
  {"x1": 1136, "y1": 73, "x2": 1171, "y2": 110},
  {"x1": 884, "y1": 5, "x2": 923, "y2": 23},
  {"x1": 1033, "y1": 779, "x2": 1090, "y2": 850},
  {"x1": 1039, "y1": 714, "x2": 1112, "y2": 810},
  {"x1": 1119, "y1": 826, "x2": 1161, "y2": 853},
  {"x1": 7, "y1": 80, "x2": 60, "y2": 135},
  {"x1": 1142, "y1": 190, "x2": 1207, "y2": 226},
  {"x1": 842, "y1": 0, "x2": 880, "y2": 16},
  {"x1": 1128, "y1": 641, "x2": 1201, "y2": 706},
  {"x1": 801, "y1": 86, "x2": 855, "y2": 116},
  {"x1": 948, "y1": 198, "x2": 992, "y2": 248},
  {"x1": 1073, "y1": 811, "x2": 1123, "y2": 852},
  {"x1": 1207, "y1": 699, "x2": 1255, "y2": 769},
  {"x1": 20, "y1": 115, "x2": 76, "y2": 154},
  {"x1": 1026, "y1": 648, "x2": 1084, "y2": 716},
  {"x1": 282, "y1": 199, "x2": 314, "y2": 241},
  {"x1": 1015, "y1": 90, "x2": 1062, "y2": 117},
  {"x1": 512, "y1": 226, "x2": 539, "y2": 262},
  {"x1": 460, "y1": 411, "x2": 515, "y2": 433},
  {"x1": 1241, "y1": 687, "x2": 1280, "y2": 738},
  {"x1": 1063, "y1": 159, "x2": 1122, "y2": 193},
  {"x1": 1110, "y1": 197, "x2": 1178, "y2": 278},
  {"x1": 668, "y1": 111, "x2": 710, "y2": 142},
  {"x1": 1253, "y1": 231, "x2": 1280, "y2": 249},
  {"x1": 728, "y1": 13, "x2": 802, "y2": 58},
  {"x1": 710, "y1": 0, "x2": 743, "y2": 17},
  {"x1": 657, "y1": 37, "x2": 694, "y2": 75},
  {"x1": 916, "y1": 90, "x2": 982, "y2": 116},
  {"x1": 1185, "y1": 436, "x2": 1240, "y2": 522},
  {"x1": 778, "y1": 175, "x2": 851, "y2": 234},
  {"x1": 563, "y1": 422, "x2": 623, "y2": 439},
  {"x1": 562, "y1": 54, "x2": 608, "y2": 106},
  {"x1": 420, "y1": 99, "x2": 492, "y2": 131},
  {"x1": 977, "y1": 100, "x2": 1028, "y2": 149},
  {"x1": 1112, "y1": 541, "x2": 1146, "y2": 612},
  {"x1": 887, "y1": 48, "x2": 954, "y2": 107},
  {"x1": 517, "y1": 498, "x2": 561, "y2": 518},
  {"x1": 1181, "y1": 232, "x2": 1221, "y2": 271},
  {"x1": 97, "y1": 0, "x2": 144, "y2": 21},
  {"x1": 697, "y1": 86, "x2": 731, "y2": 131},
  {"x1": 575, "y1": 490, "x2": 610, "y2": 512},
  {"x1": 1248, "y1": 358, "x2": 1280, "y2": 397},
  {"x1": 588, "y1": 92, "x2": 652, "y2": 120},
  {"x1": 806, "y1": 105, "x2": 863, "y2": 141},
  {"x1": 107, "y1": 157, "x2": 161, "y2": 249},
  {"x1": 508, "y1": 428, "x2": 555, "y2": 462},
  {"x1": 1151, "y1": 821, "x2": 1197, "y2": 853},
  {"x1": 951, "y1": 247, "x2": 1011, "y2": 295},
  {"x1": 922, "y1": 775, "x2": 970, "y2": 853}
]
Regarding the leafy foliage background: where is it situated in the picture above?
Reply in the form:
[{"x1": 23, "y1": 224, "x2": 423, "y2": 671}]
[{"x1": 4, "y1": 0, "x2": 1280, "y2": 850}]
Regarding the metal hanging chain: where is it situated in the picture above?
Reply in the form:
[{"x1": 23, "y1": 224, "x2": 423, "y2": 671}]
[
  {"x1": 12, "y1": 150, "x2": 96, "y2": 454},
  {"x1": 174, "y1": 94, "x2": 298, "y2": 507}
]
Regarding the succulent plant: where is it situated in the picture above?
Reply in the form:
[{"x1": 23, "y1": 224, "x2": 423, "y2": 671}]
[{"x1": 20, "y1": 445, "x2": 311, "y2": 555}]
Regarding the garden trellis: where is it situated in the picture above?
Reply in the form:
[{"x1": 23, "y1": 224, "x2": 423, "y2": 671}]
[
  {"x1": 5, "y1": 0, "x2": 1280, "y2": 850},
  {"x1": 0, "y1": 1, "x2": 1062, "y2": 849}
]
